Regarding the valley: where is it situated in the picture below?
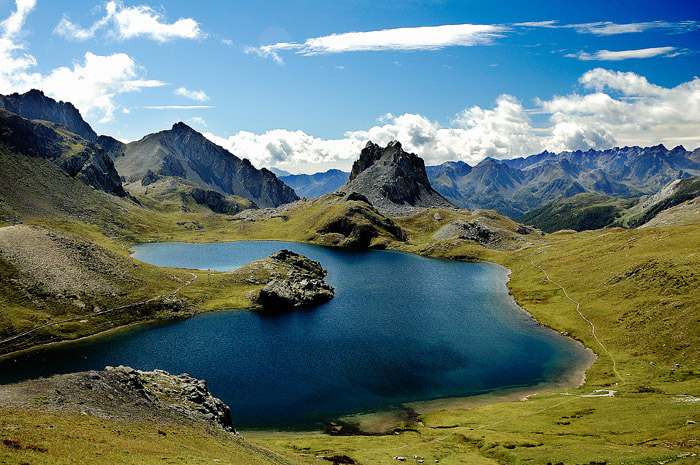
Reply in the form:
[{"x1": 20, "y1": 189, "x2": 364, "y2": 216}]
[{"x1": 0, "y1": 89, "x2": 698, "y2": 465}]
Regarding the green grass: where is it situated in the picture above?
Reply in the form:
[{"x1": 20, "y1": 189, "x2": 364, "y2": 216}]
[
  {"x1": 0, "y1": 408, "x2": 296, "y2": 465},
  {"x1": 2, "y1": 178, "x2": 699, "y2": 463}
]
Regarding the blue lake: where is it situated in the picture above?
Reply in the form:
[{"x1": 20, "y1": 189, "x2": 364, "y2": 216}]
[{"x1": 0, "y1": 241, "x2": 591, "y2": 430}]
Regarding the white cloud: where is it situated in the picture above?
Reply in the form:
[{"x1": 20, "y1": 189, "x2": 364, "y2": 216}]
[
  {"x1": 174, "y1": 87, "x2": 209, "y2": 102},
  {"x1": 54, "y1": 1, "x2": 204, "y2": 43},
  {"x1": 0, "y1": 1, "x2": 164, "y2": 123},
  {"x1": 41, "y1": 52, "x2": 164, "y2": 122},
  {"x1": 567, "y1": 46, "x2": 677, "y2": 61},
  {"x1": 188, "y1": 116, "x2": 207, "y2": 127},
  {"x1": 246, "y1": 23, "x2": 508, "y2": 64},
  {"x1": 577, "y1": 68, "x2": 666, "y2": 97},
  {"x1": 204, "y1": 69, "x2": 700, "y2": 173}
]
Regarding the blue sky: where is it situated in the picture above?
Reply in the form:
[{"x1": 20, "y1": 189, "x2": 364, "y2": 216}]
[{"x1": 1, "y1": 0, "x2": 699, "y2": 173}]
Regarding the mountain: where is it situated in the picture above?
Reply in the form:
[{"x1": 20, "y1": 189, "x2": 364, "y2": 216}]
[
  {"x1": 0, "y1": 89, "x2": 98, "y2": 143},
  {"x1": 0, "y1": 109, "x2": 125, "y2": 197},
  {"x1": 279, "y1": 169, "x2": 349, "y2": 198},
  {"x1": 336, "y1": 140, "x2": 455, "y2": 216},
  {"x1": 114, "y1": 122, "x2": 299, "y2": 208},
  {"x1": 427, "y1": 144, "x2": 700, "y2": 218}
]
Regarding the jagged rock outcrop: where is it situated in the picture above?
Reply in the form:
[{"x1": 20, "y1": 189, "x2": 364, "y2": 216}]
[
  {"x1": 250, "y1": 250, "x2": 334, "y2": 310},
  {"x1": 0, "y1": 366, "x2": 236, "y2": 433},
  {"x1": 0, "y1": 109, "x2": 126, "y2": 196},
  {"x1": 115, "y1": 122, "x2": 298, "y2": 208},
  {"x1": 0, "y1": 89, "x2": 98, "y2": 143},
  {"x1": 337, "y1": 141, "x2": 456, "y2": 216}
]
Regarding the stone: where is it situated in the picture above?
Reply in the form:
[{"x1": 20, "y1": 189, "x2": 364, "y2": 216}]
[
  {"x1": 253, "y1": 250, "x2": 335, "y2": 311},
  {"x1": 336, "y1": 140, "x2": 456, "y2": 216}
]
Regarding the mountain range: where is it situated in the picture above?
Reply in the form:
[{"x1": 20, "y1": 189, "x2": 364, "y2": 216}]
[
  {"x1": 111, "y1": 122, "x2": 298, "y2": 208},
  {"x1": 0, "y1": 90, "x2": 298, "y2": 211},
  {"x1": 427, "y1": 146, "x2": 700, "y2": 218},
  {"x1": 2, "y1": 88, "x2": 699, "y2": 227},
  {"x1": 278, "y1": 169, "x2": 349, "y2": 198}
]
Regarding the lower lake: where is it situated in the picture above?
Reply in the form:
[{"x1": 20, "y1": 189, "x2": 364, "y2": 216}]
[{"x1": 0, "y1": 241, "x2": 592, "y2": 430}]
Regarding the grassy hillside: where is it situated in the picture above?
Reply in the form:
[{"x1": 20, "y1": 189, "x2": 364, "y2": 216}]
[
  {"x1": 0, "y1": 408, "x2": 296, "y2": 465},
  {"x1": 517, "y1": 193, "x2": 636, "y2": 232},
  {"x1": 516, "y1": 176, "x2": 700, "y2": 233}
]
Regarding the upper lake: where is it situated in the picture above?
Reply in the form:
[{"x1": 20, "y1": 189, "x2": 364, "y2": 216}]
[{"x1": 0, "y1": 241, "x2": 591, "y2": 430}]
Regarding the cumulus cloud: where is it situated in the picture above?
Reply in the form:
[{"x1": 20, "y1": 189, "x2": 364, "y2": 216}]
[
  {"x1": 204, "y1": 69, "x2": 700, "y2": 173},
  {"x1": 174, "y1": 87, "x2": 209, "y2": 102},
  {"x1": 567, "y1": 46, "x2": 677, "y2": 61},
  {"x1": 246, "y1": 23, "x2": 508, "y2": 64},
  {"x1": 41, "y1": 52, "x2": 164, "y2": 122},
  {"x1": 0, "y1": 1, "x2": 164, "y2": 122},
  {"x1": 54, "y1": 1, "x2": 204, "y2": 43}
]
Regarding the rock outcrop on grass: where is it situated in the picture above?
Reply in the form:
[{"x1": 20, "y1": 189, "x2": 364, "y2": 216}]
[{"x1": 0, "y1": 366, "x2": 236, "y2": 433}]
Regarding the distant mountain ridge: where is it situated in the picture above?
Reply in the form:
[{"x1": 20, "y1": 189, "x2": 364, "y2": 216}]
[
  {"x1": 337, "y1": 140, "x2": 455, "y2": 216},
  {"x1": 427, "y1": 145, "x2": 700, "y2": 218},
  {"x1": 279, "y1": 169, "x2": 349, "y2": 198},
  {"x1": 115, "y1": 122, "x2": 299, "y2": 208}
]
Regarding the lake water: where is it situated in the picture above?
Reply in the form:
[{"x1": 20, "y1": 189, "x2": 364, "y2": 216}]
[{"x1": 0, "y1": 241, "x2": 591, "y2": 430}]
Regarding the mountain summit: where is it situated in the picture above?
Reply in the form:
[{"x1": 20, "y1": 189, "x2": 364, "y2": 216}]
[
  {"x1": 337, "y1": 140, "x2": 455, "y2": 216},
  {"x1": 114, "y1": 122, "x2": 298, "y2": 208},
  {"x1": 0, "y1": 90, "x2": 98, "y2": 143}
]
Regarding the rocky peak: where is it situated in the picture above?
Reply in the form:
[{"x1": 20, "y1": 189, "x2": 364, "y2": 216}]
[
  {"x1": 171, "y1": 121, "x2": 195, "y2": 133},
  {"x1": 0, "y1": 109, "x2": 126, "y2": 196},
  {"x1": 338, "y1": 140, "x2": 456, "y2": 216},
  {"x1": 0, "y1": 89, "x2": 98, "y2": 143}
]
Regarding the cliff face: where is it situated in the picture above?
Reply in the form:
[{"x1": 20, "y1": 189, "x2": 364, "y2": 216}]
[
  {"x1": 0, "y1": 89, "x2": 98, "y2": 143},
  {"x1": 0, "y1": 109, "x2": 126, "y2": 197},
  {"x1": 338, "y1": 140, "x2": 455, "y2": 216},
  {"x1": 116, "y1": 122, "x2": 299, "y2": 208}
]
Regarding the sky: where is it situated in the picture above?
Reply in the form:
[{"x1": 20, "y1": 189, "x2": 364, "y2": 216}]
[{"x1": 0, "y1": 0, "x2": 699, "y2": 173}]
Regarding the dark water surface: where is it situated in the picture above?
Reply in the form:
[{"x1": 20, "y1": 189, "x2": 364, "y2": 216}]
[{"x1": 0, "y1": 241, "x2": 589, "y2": 430}]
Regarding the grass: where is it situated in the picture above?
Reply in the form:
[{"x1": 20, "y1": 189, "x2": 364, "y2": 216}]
[
  {"x1": 0, "y1": 408, "x2": 296, "y2": 465},
  {"x1": 1, "y1": 179, "x2": 699, "y2": 463}
]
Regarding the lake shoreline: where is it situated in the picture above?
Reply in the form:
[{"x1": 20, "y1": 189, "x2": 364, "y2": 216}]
[{"x1": 2, "y1": 239, "x2": 598, "y2": 437}]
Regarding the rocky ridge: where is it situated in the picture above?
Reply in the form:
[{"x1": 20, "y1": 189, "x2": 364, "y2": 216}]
[
  {"x1": 0, "y1": 89, "x2": 98, "y2": 143},
  {"x1": 0, "y1": 108, "x2": 126, "y2": 196},
  {"x1": 115, "y1": 122, "x2": 299, "y2": 208},
  {"x1": 0, "y1": 366, "x2": 236, "y2": 433},
  {"x1": 337, "y1": 140, "x2": 456, "y2": 216}
]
